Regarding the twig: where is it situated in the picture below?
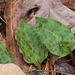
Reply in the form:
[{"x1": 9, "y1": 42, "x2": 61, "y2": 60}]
[
  {"x1": 56, "y1": 59, "x2": 71, "y2": 64},
  {"x1": 44, "y1": 60, "x2": 50, "y2": 74},
  {"x1": 53, "y1": 64, "x2": 56, "y2": 75},
  {"x1": 31, "y1": 70, "x2": 72, "y2": 75},
  {"x1": 0, "y1": 16, "x2": 6, "y2": 23},
  {"x1": 67, "y1": 23, "x2": 74, "y2": 29},
  {"x1": 50, "y1": 59, "x2": 53, "y2": 75}
]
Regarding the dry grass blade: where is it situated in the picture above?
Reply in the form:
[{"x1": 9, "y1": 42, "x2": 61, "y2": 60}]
[
  {"x1": 50, "y1": 59, "x2": 54, "y2": 75},
  {"x1": 53, "y1": 64, "x2": 56, "y2": 75},
  {"x1": 44, "y1": 60, "x2": 50, "y2": 74}
]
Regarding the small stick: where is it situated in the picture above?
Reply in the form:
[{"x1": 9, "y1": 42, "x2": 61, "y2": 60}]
[
  {"x1": 0, "y1": 16, "x2": 6, "y2": 23},
  {"x1": 50, "y1": 59, "x2": 54, "y2": 75},
  {"x1": 31, "y1": 70, "x2": 72, "y2": 75},
  {"x1": 53, "y1": 64, "x2": 56, "y2": 75},
  {"x1": 67, "y1": 23, "x2": 74, "y2": 29}
]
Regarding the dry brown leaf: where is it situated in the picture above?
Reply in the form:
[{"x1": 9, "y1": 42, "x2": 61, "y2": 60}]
[
  {"x1": 50, "y1": 0, "x2": 75, "y2": 34},
  {"x1": 21, "y1": 0, "x2": 49, "y2": 26},
  {"x1": 61, "y1": 0, "x2": 75, "y2": 11},
  {"x1": 12, "y1": 0, "x2": 23, "y2": 31},
  {"x1": 0, "y1": 63, "x2": 26, "y2": 75}
]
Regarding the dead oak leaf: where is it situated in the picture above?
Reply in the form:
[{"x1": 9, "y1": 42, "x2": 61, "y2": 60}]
[{"x1": 0, "y1": 63, "x2": 26, "y2": 75}]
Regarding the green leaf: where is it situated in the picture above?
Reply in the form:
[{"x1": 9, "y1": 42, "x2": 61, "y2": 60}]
[
  {"x1": 15, "y1": 19, "x2": 48, "y2": 66},
  {"x1": 0, "y1": 44, "x2": 12, "y2": 64},
  {"x1": 36, "y1": 17, "x2": 75, "y2": 57}
]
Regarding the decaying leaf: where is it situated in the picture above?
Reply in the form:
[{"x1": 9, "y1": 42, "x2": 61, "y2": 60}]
[
  {"x1": 0, "y1": 63, "x2": 26, "y2": 75},
  {"x1": 50, "y1": 0, "x2": 75, "y2": 34},
  {"x1": 15, "y1": 19, "x2": 48, "y2": 66},
  {"x1": 21, "y1": 0, "x2": 49, "y2": 26},
  {"x1": 36, "y1": 17, "x2": 75, "y2": 57},
  {"x1": 0, "y1": 44, "x2": 12, "y2": 64}
]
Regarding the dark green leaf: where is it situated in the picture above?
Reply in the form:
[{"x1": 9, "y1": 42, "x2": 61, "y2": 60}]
[
  {"x1": 36, "y1": 17, "x2": 75, "y2": 57},
  {"x1": 0, "y1": 44, "x2": 12, "y2": 64},
  {"x1": 15, "y1": 19, "x2": 48, "y2": 66}
]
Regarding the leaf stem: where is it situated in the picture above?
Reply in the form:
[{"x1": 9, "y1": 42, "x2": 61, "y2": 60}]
[
  {"x1": 69, "y1": 51, "x2": 75, "y2": 67},
  {"x1": 62, "y1": 42, "x2": 75, "y2": 67}
]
